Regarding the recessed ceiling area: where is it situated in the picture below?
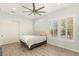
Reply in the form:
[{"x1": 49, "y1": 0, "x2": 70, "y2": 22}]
[{"x1": 0, "y1": 3, "x2": 72, "y2": 20}]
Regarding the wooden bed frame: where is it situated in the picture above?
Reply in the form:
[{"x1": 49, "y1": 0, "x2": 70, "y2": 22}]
[{"x1": 20, "y1": 40, "x2": 47, "y2": 50}]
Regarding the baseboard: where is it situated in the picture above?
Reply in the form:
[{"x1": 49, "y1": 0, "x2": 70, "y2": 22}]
[{"x1": 47, "y1": 41, "x2": 79, "y2": 53}]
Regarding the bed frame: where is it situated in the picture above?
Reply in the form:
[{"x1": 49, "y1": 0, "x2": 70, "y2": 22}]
[{"x1": 20, "y1": 40, "x2": 47, "y2": 50}]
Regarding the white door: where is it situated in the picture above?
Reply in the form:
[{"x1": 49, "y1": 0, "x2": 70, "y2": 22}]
[{"x1": 0, "y1": 20, "x2": 19, "y2": 45}]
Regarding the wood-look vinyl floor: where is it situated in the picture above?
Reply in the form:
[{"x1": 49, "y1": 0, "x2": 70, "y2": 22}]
[{"x1": 2, "y1": 42, "x2": 79, "y2": 56}]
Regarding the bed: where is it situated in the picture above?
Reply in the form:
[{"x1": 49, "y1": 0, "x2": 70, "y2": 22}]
[{"x1": 20, "y1": 33, "x2": 47, "y2": 49}]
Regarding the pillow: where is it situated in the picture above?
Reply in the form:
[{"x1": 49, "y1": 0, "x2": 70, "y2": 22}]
[
  {"x1": 33, "y1": 31, "x2": 47, "y2": 36},
  {"x1": 40, "y1": 32, "x2": 47, "y2": 36}
]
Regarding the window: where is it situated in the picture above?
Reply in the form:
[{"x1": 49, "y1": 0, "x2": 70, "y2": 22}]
[
  {"x1": 50, "y1": 20, "x2": 58, "y2": 37},
  {"x1": 66, "y1": 17, "x2": 73, "y2": 40},
  {"x1": 50, "y1": 17, "x2": 74, "y2": 40}
]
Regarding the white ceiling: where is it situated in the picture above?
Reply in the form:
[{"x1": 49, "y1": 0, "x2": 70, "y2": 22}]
[{"x1": 0, "y1": 3, "x2": 72, "y2": 20}]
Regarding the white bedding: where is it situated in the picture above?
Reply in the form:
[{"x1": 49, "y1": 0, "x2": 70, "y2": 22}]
[{"x1": 20, "y1": 35, "x2": 46, "y2": 48}]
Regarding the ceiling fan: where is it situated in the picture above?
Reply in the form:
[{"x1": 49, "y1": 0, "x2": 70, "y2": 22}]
[{"x1": 22, "y1": 3, "x2": 46, "y2": 16}]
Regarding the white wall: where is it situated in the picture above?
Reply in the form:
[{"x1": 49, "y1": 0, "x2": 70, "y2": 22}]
[
  {"x1": 0, "y1": 20, "x2": 19, "y2": 45},
  {"x1": 0, "y1": 11, "x2": 33, "y2": 45},
  {"x1": 34, "y1": 4, "x2": 79, "y2": 52},
  {"x1": 19, "y1": 20, "x2": 33, "y2": 35}
]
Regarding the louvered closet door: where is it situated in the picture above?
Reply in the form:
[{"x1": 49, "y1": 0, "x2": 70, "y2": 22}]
[{"x1": 0, "y1": 20, "x2": 19, "y2": 45}]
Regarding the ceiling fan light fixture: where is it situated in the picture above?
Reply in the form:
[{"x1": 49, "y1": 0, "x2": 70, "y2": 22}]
[
  {"x1": 12, "y1": 8, "x2": 16, "y2": 11},
  {"x1": 10, "y1": 8, "x2": 16, "y2": 13}
]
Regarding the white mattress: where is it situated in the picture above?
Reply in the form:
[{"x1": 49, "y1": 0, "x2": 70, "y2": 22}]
[{"x1": 20, "y1": 35, "x2": 46, "y2": 48}]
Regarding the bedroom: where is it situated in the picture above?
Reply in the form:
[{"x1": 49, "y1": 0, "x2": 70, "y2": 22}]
[{"x1": 0, "y1": 3, "x2": 79, "y2": 56}]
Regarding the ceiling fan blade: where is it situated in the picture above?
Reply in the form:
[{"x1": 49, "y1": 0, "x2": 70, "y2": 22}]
[
  {"x1": 33, "y1": 3, "x2": 35, "y2": 11},
  {"x1": 28, "y1": 12, "x2": 33, "y2": 16},
  {"x1": 37, "y1": 11, "x2": 46, "y2": 13},
  {"x1": 36, "y1": 6, "x2": 45, "y2": 11},
  {"x1": 36, "y1": 13, "x2": 41, "y2": 16},
  {"x1": 22, "y1": 5, "x2": 32, "y2": 11}
]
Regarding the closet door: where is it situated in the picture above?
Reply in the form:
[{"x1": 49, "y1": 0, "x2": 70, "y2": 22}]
[{"x1": 0, "y1": 20, "x2": 19, "y2": 45}]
